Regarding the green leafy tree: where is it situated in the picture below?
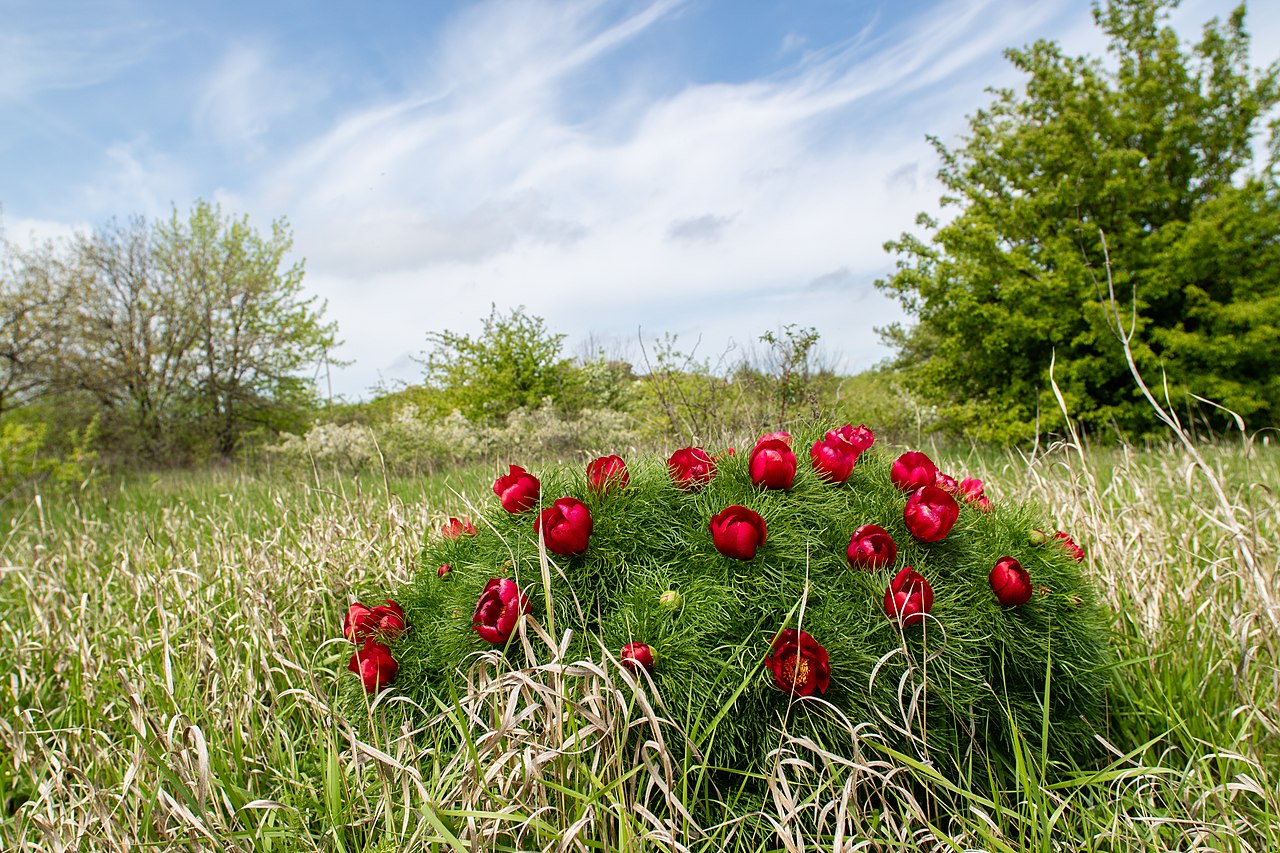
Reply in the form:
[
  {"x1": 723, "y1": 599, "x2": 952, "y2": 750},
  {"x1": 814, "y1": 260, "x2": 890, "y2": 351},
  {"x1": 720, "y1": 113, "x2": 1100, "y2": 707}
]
[
  {"x1": 877, "y1": 0, "x2": 1280, "y2": 441},
  {"x1": 423, "y1": 306, "x2": 580, "y2": 424}
]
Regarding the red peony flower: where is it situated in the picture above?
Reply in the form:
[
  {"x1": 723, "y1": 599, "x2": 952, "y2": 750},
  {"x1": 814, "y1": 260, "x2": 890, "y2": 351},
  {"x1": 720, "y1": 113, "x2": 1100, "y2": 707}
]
[
  {"x1": 890, "y1": 451, "x2": 938, "y2": 491},
  {"x1": 903, "y1": 485, "x2": 960, "y2": 542},
  {"x1": 348, "y1": 640, "x2": 398, "y2": 692},
  {"x1": 343, "y1": 600, "x2": 405, "y2": 642},
  {"x1": 370, "y1": 600, "x2": 405, "y2": 638},
  {"x1": 883, "y1": 567, "x2": 934, "y2": 627},
  {"x1": 749, "y1": 433, "x2": 796, "y2": 489},
  {"x1": 620, "y1": 641, "x2": 655, "y2": 673},
  {"x1": 668, "y1": 446, "x2": 717, "y2": 490},
  {"x1": 535, "y1": 497, "x2": 593, "y2": 555},
  {"x1": 709, "y1": 505, "x2": 768, "y2": 560},
  {"x1": 810, "y1": 429, "x2": 860, "y2": 483},
  {"x1": 493, "y1": 464, "x2": 540, "y2": 513},
  {"x1": 586, "y1": 454, "x2": 629, "y2": 495},
  {"x1": 936, "y1": 472, "x2": 959, "y2": 493},
  {"x1": 437, "y1": 563, "x2": 452, "y2": 579},
  {"x1": 958, "y1": 477, "x2": 992, "y2": 512},
  {"x1": 1053, "y1": 530, "x2": 1085, "y2": 562},
  {"x1": 766, "y1": 629, "x2": 830, "y2": 696},
  {"x1": 441, "y1": 516, "x2": 477, "y2": 538},
  {"x1": 472, "y1": 578, "x2": 530, "y2": 644},
  {"x1": 846, "y1": 524, "x2": 898, "y2": 570},
  {"x1": 833, "y1": 423, "x2": 875, "y2": 452},
  {"x1": 342, "y1": 602, "x2": 376, "y2": 643},
  {"x1": 989, "y1": 556, "x2": 1032, "y2": 607}
]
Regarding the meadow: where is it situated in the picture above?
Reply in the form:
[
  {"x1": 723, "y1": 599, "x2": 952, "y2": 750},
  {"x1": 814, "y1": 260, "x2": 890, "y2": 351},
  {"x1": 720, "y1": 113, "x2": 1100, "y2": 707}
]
[{"x1": 0, "y1": 433, "x2": 1276, "y2": 851}]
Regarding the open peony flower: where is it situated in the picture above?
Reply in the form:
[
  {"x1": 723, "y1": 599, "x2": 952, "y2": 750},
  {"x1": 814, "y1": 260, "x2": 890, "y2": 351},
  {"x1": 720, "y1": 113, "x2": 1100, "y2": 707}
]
[
  {"x1": 709, "y1": 505, "x2": 768, "y2": 560},
  {"x1": 493, "y1": 465, "x2": 540, "y2": 513},
  {"x1": 348, "y1": 640, "x2": 398, "y2": 692},
  {"x1": 535, "y1": 497, "x2": 594, "y2": 555},
  {"x1": 810, "y1": 426, "x2": 866, "y2": 483},
  {"x1": 883, "y1": 567, "x2": 934, "y2": 627},
  {"x1": 766, "y1": 629, "x2": 830, "y2": 696},
  {"x1": 441, "y1": 516, "x2": 477, "y2": 538},
  {"x1": 472, "y1": 578, "x2": 529, "y2": 644},
  {"x1": 343, "y1": 600, "x2": 405, "y2": 643},
  {"x1": 668, "y1": 446, "x2": 717, "y2": 490},
  {"x1": 958, "y1": 477, "x2": 992, "y2": 512},
  {"x1": 1053, "y1": 531, "x2": 1086, "y2": 562}
]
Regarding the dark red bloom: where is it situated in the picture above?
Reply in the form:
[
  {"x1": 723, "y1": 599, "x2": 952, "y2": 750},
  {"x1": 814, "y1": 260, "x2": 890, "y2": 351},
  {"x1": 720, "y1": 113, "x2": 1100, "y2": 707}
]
[
  {"x1": 472, "y1": 578, "x2": 529, "y2": 644},
  {"x1": 833, "y1": 423, "x2": 875, "y2": 452},
  {"x1": 348, "y1": 640, "x2": 398, "y2": 692},
  {"x1": 586, "y1": 454, "x2": 629, "y2": 495},
  {"x1": 441, "y1": 516, "x2": 477, "y2": 538},
  {"x1": 342, "y1": 602, "x2": 375, "y2": 643},
  {"x1": 810, "y1": 428, "x2": 863, "y2": 483},
  {"x1": 883, "y1": 567, "x2": 934, "y2": 627},
  {"x1": 958, "y1": 477, "x2": 992, "y2": 512},
  {"x1": 493, "y1": 464, "x2": 540, "y2": 513},
  {"x1": 369, "y1": 600, "x2": 405, "y2": 638},
  {"x1": 709, "y1": 505, "x2": 768, "y2": 560},
  {"x1": 765, "y1": 629, "x2": 830, "y2": 696},
  {"x1": 936, "y1": 472, "x2": 959, "y2": 493},
  {"x1": 668, "y1": 446, "x2": 716, "y2": 490},
  {"x1": 846, "y1": 524, "x2": 898, "y2": 570},
  {"x1": 749, "y1": 433, "x2": 796, "y2": 490},
  {"x1": 890, "y1": 451, "x2": 938, "y2": 491},
  {"x1": 903, "y1": 486, "x2": 960, "y2": 542},
  {"x1": 343, "y1": 600, "x2": 405, "y2": 642},
  {"x1": 535, "y1": 497, "x2": 593, "y2": 555},
  {"x1": 437, "y1": 563, "x2": 452, "y2": 579},
  {"x1": 620, "y1": 642, "x2": 655, "y2": 673},
  {"x1": 1053, "y1": 531, "x2": 1085, "y2": 562},
  {"x1": 989, "y1": 556, "x2": 1032, "y2": 607}
]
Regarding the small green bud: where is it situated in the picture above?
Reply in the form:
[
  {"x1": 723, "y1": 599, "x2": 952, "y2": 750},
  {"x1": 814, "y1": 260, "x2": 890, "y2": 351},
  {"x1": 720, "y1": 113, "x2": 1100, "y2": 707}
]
[
  {"x1": 658, "y1": 590, "x2": 682, "y2": 611},
  {"x1": 1028, "y1": 528, "x2": 1048, "y2": 546}
]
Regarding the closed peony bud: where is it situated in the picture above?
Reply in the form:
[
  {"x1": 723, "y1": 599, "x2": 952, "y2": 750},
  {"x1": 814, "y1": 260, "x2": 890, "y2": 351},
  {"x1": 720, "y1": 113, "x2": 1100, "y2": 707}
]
[
  {"x1": 535, "y1": 498, "x2": 594, "y2": 555},
  {"x1": 883, "y1": 567, "x2": 934, "y2": 627},
  {"x1": 586, "y1": 455, "x2": 629, "y2": 495},
  {"x1": 749, "y1": 433, "x2": 796, "y2": 490},
  {"x1": 709, "y1": 505, "x2": 768, "y2": 560},
  {"x1": 493, "y1": 465, "x2": 540, "y2": 513},
  {"x1": 437, "y1": 563, "x2": 452, "y2": 579},
  {"x1": 846, "y1": 524, "x2": 898, "y2": 571},
  {"x1": 658, "y1": 590, "x2": 683, "y2": 611},
  {"x1": 620, "y1": 641, "x2": 655, "y2": 672},
  {"x1": 890, "y1": 451, "x2": 938, "y2": 491},
  {"x1": 903, "y1": 486, "x2": 960, "y2": 542},
  {"x1": 989, "y1": 556, "x2": 1032, "y2": 607}
]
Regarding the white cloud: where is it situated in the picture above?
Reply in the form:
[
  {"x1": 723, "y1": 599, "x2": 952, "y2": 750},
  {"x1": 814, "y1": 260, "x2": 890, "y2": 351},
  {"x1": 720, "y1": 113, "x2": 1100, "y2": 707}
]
[{"x1": 194, "y1": 41, "x2": 326, "y2": 153}]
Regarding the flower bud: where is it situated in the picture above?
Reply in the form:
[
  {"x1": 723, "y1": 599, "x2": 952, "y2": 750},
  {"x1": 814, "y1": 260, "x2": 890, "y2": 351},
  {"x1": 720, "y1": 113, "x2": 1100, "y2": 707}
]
[
  {"x1": 620, "y1": 642, "x2": 655, "y2": 673},
  {"x1": 658, "y1": 590, "x2": 683, "y2": 611}
]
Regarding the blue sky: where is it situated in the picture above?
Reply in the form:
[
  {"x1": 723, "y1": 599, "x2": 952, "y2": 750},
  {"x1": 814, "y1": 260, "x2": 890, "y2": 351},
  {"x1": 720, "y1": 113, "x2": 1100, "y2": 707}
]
[{"x1": 4, "y1": 0, "x2": 1277, "y2": 399}]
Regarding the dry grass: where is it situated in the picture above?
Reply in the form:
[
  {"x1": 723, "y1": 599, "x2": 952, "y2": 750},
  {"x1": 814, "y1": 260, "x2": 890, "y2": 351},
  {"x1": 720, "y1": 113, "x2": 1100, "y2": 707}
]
[{"x1": 0, "y1": 435, "x2": 1276, "y2": 851}]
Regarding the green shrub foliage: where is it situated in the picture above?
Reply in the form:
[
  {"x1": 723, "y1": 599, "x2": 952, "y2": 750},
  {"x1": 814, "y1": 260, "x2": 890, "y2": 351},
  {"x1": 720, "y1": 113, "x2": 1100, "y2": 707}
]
[{"x1": 360, "y1": 424, "x2": 1111, "y2": 775}]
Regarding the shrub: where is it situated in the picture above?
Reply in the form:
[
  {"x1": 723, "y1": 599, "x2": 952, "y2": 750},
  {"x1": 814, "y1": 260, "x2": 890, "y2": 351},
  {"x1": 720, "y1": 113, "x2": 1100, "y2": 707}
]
[{"x1": 344, "y1": 424, "x2": 1112, "y2": 785}]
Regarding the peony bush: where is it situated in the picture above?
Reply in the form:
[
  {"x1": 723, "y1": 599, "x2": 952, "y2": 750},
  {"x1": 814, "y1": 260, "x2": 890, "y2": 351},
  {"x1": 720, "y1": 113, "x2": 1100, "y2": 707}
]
[{"x1": 341, "y1": 423, "x2": 1112, "y2": 776}]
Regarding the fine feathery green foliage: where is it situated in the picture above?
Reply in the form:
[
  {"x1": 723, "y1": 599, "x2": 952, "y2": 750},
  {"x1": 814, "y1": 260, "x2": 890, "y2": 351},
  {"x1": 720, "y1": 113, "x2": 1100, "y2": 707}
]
[
  {"x1": 877, "y1": 0, "x2": 1280, "y2": 442},
  {"x1": 367, "y1": 426, "x2": 1112, "y2": 790}
]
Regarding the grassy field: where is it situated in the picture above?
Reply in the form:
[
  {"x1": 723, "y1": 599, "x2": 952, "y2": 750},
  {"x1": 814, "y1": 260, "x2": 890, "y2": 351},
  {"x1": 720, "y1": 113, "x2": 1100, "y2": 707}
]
[{"x1": 0, "y1": 437, "x2": 1276, "y2": 851}]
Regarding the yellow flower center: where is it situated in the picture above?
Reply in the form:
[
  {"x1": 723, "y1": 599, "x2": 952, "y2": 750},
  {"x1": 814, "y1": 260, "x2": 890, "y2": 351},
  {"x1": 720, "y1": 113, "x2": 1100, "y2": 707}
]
[{"x1": 781, "y1": 654, "x2": 810, "y2": 688}]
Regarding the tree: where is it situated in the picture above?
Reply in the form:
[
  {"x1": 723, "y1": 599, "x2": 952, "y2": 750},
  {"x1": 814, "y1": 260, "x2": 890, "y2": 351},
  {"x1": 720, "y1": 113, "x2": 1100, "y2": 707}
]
[
  {"x1": 422, "y1": 306, "x2": 580, "y2": 423},
  {"x1": 0, "y1": 237, "x2": 80, "y2": 418},
  {"x1": 876, "y1": 0, "x2": 1280, "y2": 441},
  {"x1": 153, "y1": 201, "x2": 338, "y2": 455}
]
